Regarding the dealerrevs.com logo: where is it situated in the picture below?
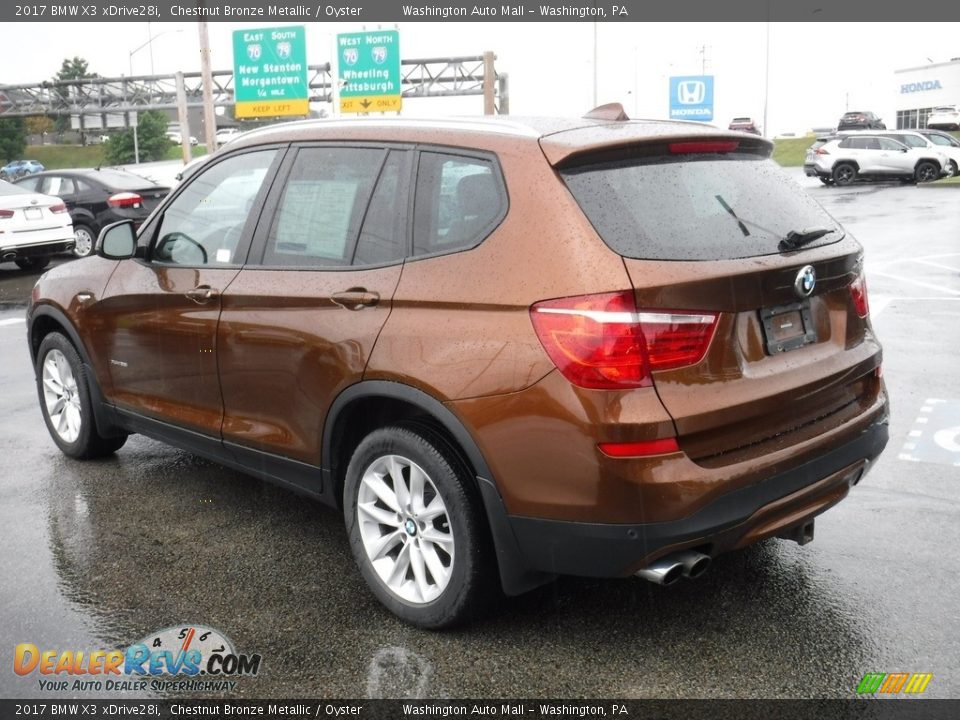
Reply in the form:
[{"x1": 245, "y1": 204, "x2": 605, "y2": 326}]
[{"x1": 14, "y1": 624, "x2": 262, "y2": 693}]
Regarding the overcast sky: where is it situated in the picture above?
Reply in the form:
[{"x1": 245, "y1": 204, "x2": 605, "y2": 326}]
[{"x1": 3, "y1": 22, "x2": 955, "y2": 134}]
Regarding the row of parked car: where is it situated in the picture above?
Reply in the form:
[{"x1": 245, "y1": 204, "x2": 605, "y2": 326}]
[
  {"x1": 0, "y1": 168, "x2": 169, "y2": 270},
  {"x1": 804, "y1": 128, "x2": 960, "y2": 186}
]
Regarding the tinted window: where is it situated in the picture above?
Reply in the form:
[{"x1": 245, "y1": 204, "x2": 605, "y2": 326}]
[
  {"x1": 353, "y1": 151, "x2": 406, "y2": 267},
  {"x1": 86, "y1": 169, "x2": 154, "y2": 191},
  {"x1": 153, "y1": 150, "x2": 276, "y2": 266},
  {"x1": 927, "y1": 133, "x2": 960, "y2": 147},
  {"x1": 896, "y1": 136, "x2": 925, "y2": 148},
  {"x1": 413, "y1": 152, "x2": 504, "y2": 257},
  {"x1": 561, "y1": 154, "x2": 840, "y2": 261},
  {"x1": 262, "y1": 147, "x2": 384, "y2": 267}
]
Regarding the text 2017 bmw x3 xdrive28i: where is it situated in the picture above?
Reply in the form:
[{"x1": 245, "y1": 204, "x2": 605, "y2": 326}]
[{"x1": 27, "y1": 106, "x2": 889, "y2": 629}]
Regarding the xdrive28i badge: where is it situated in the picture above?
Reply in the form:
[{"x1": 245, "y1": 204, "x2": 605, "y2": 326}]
[{"x1": 794, "y1": 265, "x2": 816, "y2": 298}]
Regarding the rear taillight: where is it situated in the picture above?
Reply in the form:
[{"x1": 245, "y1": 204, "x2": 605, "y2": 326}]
[
  {"x1": 0, "y1": 209, "x2": 13, "y2": 219},
  {"x1": 530, "y1": 291, "x2": 718, "y2": 390},
  {"x1": 669, "y1": 141, "x2": 739, "y2": 154},
  {"x1": 850, "y1": 273, "x2": 869, "y2": 318},
  {"x1": 49, "y1": 203, "x2": 67, "y2": 214},
  {"x1": 107, "y1": 192, "x2": 142, "y2": 209},
  {"x1": 816, "y1": 147, "x2": 830, "y2": 155}
]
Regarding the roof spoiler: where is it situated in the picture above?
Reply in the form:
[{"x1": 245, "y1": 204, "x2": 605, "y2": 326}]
[{"x1": 583, "y1": 103, "x2": 630, "y2": 122}]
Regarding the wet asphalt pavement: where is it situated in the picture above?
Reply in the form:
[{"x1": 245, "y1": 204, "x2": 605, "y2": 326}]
[{"x1": 1, "y1": 171, "x2": 959, "y2": 700}]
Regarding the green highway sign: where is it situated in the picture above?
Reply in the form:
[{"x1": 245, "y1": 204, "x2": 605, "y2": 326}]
[
  {"x1": 232, "y1": 26, "x2": 309, "y2": 118},
  {"x1": 337, "y1": 30, "x2": 402, "y2": 113}
]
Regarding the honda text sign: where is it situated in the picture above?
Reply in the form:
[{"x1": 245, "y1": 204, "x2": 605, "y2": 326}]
[{"x1": 669, "y1": 75, "x2": 714, "y2": 122}]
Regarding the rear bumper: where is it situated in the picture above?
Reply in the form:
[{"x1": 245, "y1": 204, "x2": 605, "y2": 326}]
[
  {"x1": 507, "y1": 415, "x2": 888, "y2": 578},
  {"x1": 1, "y1": 237, "x2": 75, "y2": 261}
]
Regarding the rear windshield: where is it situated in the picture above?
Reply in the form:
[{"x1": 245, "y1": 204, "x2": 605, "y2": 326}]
[
  {"x1": 86, "y1": 169, "x2": 160, "y2": 191},
  {"x1": 561, "y1": 154, "x2": 841, "y2": 261}
]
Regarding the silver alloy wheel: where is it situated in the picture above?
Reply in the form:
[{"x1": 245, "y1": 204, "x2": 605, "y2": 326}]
[
  {"x1": 41, "y1": 349, "x2": 82, "y2": 443},
  {"x1": 357, "y1": 454, "x2": 454, "y2": 604},
  {"x1": 73, "y1": 227, "x2": 94, "y2": 257}
]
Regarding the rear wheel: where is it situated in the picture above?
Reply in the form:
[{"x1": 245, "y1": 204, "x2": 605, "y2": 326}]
[
  {"x1": 915, "y1": 161, "x2": 939, "y2": 183},
  {"x1": 73, "y1": 225, "x2": 95, "y2": 258},
  {"x1": 833, "y1": 163, "x2": 858, "y2": 186},
  {"x1": 15, "y1": 257, "x2": 50, "y2": 271},
  {"x1": 36, "y1": 332, "x2": 128, "y2": 459},
  {"x1": 343, "y1": 424, "x2": 490, "y2": 629}
]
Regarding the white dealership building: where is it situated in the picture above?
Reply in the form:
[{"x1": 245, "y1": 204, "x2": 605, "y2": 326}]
[{"x1": 894, "y1": 58, "x2": 960, "y2": 129}]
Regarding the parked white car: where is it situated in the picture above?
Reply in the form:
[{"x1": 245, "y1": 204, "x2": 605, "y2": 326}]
[
  {"x1": 214, "y1": 127, "x2": 242, "y2": 146},
  {"x1": 804, "y1": 134, "x2": 948, "y2": 186},
  {"x1": 0, "y1": 180, "x2": 74, "y2": 271},
  {"x1": 927, "y1": 105, "x2": 960, "y2": 131},
  {"x1": 166, "y1": 131, "x2": 199, "y2": 146}
]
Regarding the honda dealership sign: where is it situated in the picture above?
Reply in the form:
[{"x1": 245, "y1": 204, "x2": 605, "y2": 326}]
[{"x1": 669, "y1": 75, "x2": 714, "y2": 122}]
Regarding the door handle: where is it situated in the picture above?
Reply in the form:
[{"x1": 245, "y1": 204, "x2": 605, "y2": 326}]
[
  {"x1": 331, "y1": 289, "x2": 380, "y2": 311},
  {"x1": 185, "y1": 285, "x2": 219, "y2": 304}
]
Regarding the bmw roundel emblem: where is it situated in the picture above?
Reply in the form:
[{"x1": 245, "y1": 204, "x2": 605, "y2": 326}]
[{"x1": 794, "y1": 265, "x2": 816, "y2": 298}]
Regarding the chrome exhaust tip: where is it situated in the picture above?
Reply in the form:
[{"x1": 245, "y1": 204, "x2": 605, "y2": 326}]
[
  {"x1": 674, "y1": 550, "x2": 711, "y2": 579},
  {"x1": 635, "y1": 558, "x2": 685, "y2": 586}
]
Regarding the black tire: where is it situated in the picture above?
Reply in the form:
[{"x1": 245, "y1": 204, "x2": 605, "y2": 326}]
[
  {"x1": 343, "y1": 423, "x2": 491, "y2": 629},
  {"x1": 15, "y1": 257, "x2": 50, "y2": 271},
  {"x1": 72, "y1": 224, "x2": 96, "y2": 258},
  {"x1": 833, "y1": 163, "x2": 858, "y2": 186},
  {"x1": 947, "y1": 160, "x2": 958, "y2": 178},
  {"x1": 35, "y1": 332, "x2": 128, "y2": 459},
  {"x1": 915, "y1": 161, "x2": 939, "y2": 183}
]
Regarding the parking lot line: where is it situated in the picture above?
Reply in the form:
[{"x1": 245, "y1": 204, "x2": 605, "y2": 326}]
[
  {"x1": 869, "y1": 271, "x2": 960, "y2": 296},
  {"x1": 909, "y1": 258, "x2": 960, "y2": 273}
]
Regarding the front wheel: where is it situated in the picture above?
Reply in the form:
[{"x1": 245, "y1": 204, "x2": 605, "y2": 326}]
[
  {"x1": 915, "y1": 161, "x2": 939, "y2": 183},
  {"x1": 36, "y1": 332, "x2": 128, "y2": 459},
  {"x1": 73, "y1": 224, "x2": 95, "y2": 258},
  {"x1": 343, "y1": 424, "x2": 490, "y2": 629}
]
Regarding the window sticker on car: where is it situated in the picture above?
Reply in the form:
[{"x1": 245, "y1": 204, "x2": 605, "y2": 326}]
[{"x1": 273, "y1": 180, "x2": 359, "y2": 261}]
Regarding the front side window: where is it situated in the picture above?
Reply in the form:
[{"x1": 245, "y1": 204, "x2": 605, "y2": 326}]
[
  {"x1": 413, "y1": 152, "x2": 505, "y2": 257},
  {"x1": 153, "y1": 150, "x2": 276, "y2": 266}
]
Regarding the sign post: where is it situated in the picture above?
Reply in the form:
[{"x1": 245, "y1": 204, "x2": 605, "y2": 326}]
[
  {"x1": 232, "y1": 26, "x2": 309, "y2": 119},
  {"x1": 337, "y1": 30, "x2": 402, "y2": 114},
  {"x1": 669, "y1": 75, "x2": 715, "y2": 122}
]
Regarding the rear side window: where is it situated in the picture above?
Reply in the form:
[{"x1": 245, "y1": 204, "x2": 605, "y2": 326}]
[
  {"x1": 561, "y1": 153, "x2": 840, "y2": 261},
  {"x1": 413, "y1": 152, "x2": 505, "y2": 257},
  {"x1": 263, "y1": 147, "x2": 384, "y2": 267}
]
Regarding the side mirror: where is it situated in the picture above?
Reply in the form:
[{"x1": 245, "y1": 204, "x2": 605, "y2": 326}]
[
  {"x1": 97, "y1": 220, "x2": 136, "y2": 260},
  {"x1": 901, "y1": 148, "x2": 908, "y2": 153}
]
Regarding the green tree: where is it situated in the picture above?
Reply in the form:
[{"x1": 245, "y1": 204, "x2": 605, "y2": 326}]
[
  {"x1": 52, "y1": 57, "x2": 98, "y2": 136},
  {"x1": 25, "y1": 115, "x2": 55, "y2": 137},
  {"x1": 0, "y1": 118, "x2": 28, "y2": 163},
  {"x1": 104, "y1": 110, "x2": 171, "y2": 164}
]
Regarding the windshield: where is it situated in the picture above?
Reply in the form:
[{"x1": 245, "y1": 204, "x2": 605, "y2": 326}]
[{"x1": 561, "y1": 154, "x2": 841, "y2": 261}]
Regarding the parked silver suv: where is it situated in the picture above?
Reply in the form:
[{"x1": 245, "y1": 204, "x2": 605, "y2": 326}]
[{"x1": 804, "y1": 134, "x2": 948, "y2": 186}]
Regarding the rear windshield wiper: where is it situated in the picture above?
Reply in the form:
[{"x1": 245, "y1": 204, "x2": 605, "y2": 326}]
[{"x1": 779, "y1": 226, "x2": 836, "y2": 251}]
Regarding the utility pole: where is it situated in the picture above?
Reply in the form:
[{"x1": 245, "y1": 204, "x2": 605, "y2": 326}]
[
  {"x1": 482, "y1": 52, "x2": 496, "y2": 115},
  {"x1": 762, "y1": 22, "x2": 770, "y2": 138},
  {"x1": 198, "y1": 21, "x2": 218, "y2": 151},
  {"x1": 175, "y1": 72, "x2": 192, "y2": 165}
]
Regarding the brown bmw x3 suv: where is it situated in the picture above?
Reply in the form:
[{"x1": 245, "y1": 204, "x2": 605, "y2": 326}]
[{"x1": 27, "y1": 107, "x2": 889, "y2": 628}]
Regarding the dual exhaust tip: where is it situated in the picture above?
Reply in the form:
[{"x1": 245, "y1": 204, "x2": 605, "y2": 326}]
[{"x1": 635, "y1": 550, "x2": 711, "y2": 586}]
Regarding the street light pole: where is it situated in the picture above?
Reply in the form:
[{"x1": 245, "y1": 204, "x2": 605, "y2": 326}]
[{"x1": 127, "y1": 28, "x2": 183, "y2": 164}]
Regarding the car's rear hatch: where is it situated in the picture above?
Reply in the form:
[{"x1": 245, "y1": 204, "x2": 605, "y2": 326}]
[{"x1": 549, "y1": 128, "x2": 883, "y2": 466}]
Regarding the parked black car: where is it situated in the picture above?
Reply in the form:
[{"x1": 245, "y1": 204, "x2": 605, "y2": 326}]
[
  {"x1": 14, "y1": 169, "x2": 169, "y2": 258},
  {"x1": 837, "y1": 111, "x2": 886, "y2": 131}
]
